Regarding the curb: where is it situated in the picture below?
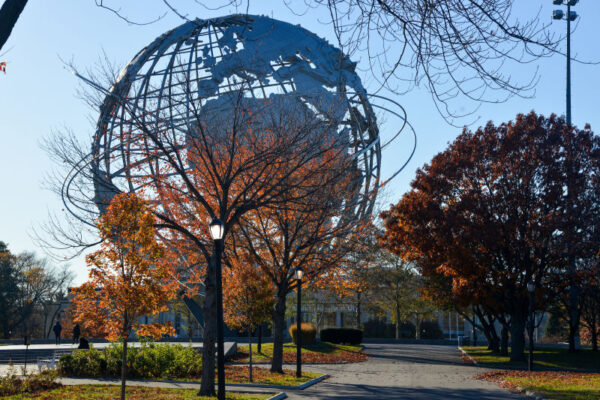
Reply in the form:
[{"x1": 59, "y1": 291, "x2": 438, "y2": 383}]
[
  {"x1": 458, "y1": 346, "x2": 478, "y2": 365},
  {"x1": 524, "y1": 389, "x2": 545, "y2": 400},
  {"x1": 267, "y1": 392, "x2": 287, "y2": 400},
  {"x1": 225, "y1": 374, "x2": 329, "y2": 390},
  {"x1": 516, "y1": 387, "x2": 545, "y2": 400},
  {"x1": 297, "y1": 373, "x2": 328, "y2": 390}
]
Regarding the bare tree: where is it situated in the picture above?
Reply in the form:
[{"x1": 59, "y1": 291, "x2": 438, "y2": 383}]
[
  {"x1": 95, "y1": 1, "x2": 571, "y2": 123},
  {"x1": 310, "y1": 0, "x2": 567, "y2": 122}
]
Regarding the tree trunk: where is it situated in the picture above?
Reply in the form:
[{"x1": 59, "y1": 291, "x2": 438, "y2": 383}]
[
  {"x1": 199, "y1": 254, "x2": 217, "y2": 396},
  {"x1": 509, "y1": 313, "x2": 526, "y2": 362},
  {"x1": 567, "y1": 308, "x2": 580, "y2": 353},
  {"x1": 356, "y1": 291, "x2": 362, "y2": 329},
  {"x1": 0, "y1": 0, "x2": 28, "y2": 52},
  {"x1": 270, "y1": 290, "x2": 287, "y2": 373},
  {"x1": 120, "y1": 338, "x2": 128, "y2": 400},
  {"x1": 500, "y1": 325, "x2": 509, "y2": 356},
  {"x1": 567, "y1": 256, "x2": 581, "y2": 353},
  {"x1": 248, "y1": 329, "x2": 253, "y2": 382},
  {"x1": 415, "y1": 316, "x2": 422, "y2": 340},
  {"x1": 592, "y1": 325, "x2": 598, "y2": 352},
  {"x1": 257, "y1": 325, "x2": 262, "y2": 354},
  {"x1": 186, "y1": 309, "x2": 193, "y2": 339},
  {"x1": 395, "y1": 303, "x2": 401, "y2": 339},
  {"x1": 480, "y1": 328, "x2": 492, "y2": 350},
  {"x1": 479, "y1": 322, "x2": 497, "y2": 352},
  {"x1": 473, "y1": 308, "x2": 499, "y2": 352}
]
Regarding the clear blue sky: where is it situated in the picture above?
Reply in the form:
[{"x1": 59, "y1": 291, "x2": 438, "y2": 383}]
[{"x1": 1, "y1": 0, "x2": 599, "y2": 284}]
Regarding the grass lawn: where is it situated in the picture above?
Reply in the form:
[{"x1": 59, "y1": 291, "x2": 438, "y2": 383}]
[
  {"x1": 477, "y1": 371, "x2": 600, "y2": 400},
  {"x1": 231, "y1": 342, "x2": 367, "y2": 364},
  {"x1": 3, "y1": 385, "x2": 272, "y2": 399},
  {"x1": 462, "y1": 346, "x2": 600, "y2": 371}
]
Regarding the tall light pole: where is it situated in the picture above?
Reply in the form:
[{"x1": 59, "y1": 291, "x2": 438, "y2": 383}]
[
  {"x1": 527, "y1": 281, "x2": 536, "y2": 372},
  {"x1": 295, "y1": 266, "x2": 304, "y2": 378},
  {"x1": 552, "y1": 0, "x2": 579, "y2": 126},
  {"x1": 209, "y1": 218, "x2": 226, "y2": 400},
  {"x1": 554, "y1": 0, "x2": 582, "y2": 353}
]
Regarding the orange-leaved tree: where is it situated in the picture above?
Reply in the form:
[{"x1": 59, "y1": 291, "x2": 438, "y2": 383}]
[
  {"x1": 230, "y1": 135, "x2": 363, "y2": 373},
  {"x1": 223, "y1": 262, "x2": 274, "y2": 382},
  {"x1": 72, "y1": 192, "x2": 177, "y2": 400}
]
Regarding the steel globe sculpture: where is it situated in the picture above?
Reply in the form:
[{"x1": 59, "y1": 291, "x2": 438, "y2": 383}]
[{"x1": 63, "y1": 14, "x2": 414, "y2": 235}]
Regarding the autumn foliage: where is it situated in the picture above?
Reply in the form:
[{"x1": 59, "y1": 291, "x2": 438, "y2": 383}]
[
  {"x1": 381, "y1": 112, "x2": 600, "y2": 360},
  {"x1": 223, "y1": 262, "x2": 274, "y2": 333},
  {"x1": 72, "y1": 193, "x2": 177, "y2": 341}
]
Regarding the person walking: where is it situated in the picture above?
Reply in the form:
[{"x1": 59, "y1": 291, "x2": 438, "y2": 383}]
[
  {"x1": 53, "y1": 321, "x2": 62, "y2": 345},
  {"x1": 72, "y1": 323, "x2": 81, "y2": 345}
]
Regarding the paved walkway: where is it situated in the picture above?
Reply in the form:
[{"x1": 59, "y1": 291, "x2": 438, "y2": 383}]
[
  {"x1": 3, "y1": 343, "x2": 524, "y2": 399},
  {"x1": 283, "y1": 343, "x2": 523, "y2": 399}
]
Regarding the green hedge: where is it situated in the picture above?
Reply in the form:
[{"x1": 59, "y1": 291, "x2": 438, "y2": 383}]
[
  {"x1": 320, "y1": 328, "x2": 363, "y2": 345},
  {"x1": 59, "y1": 342, "x2": 202, "y2": 379},
  {"x1": 289, "y1": 323, "x2": 317, "y2": 345}
]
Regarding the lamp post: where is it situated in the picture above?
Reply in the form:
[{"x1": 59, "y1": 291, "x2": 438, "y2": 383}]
[
  {"x1": 527, "y1": 281, "x2": 535, "y2": 372},
  {"x1": 295, "y1": 266, "x2": 304, "y2": 378},
  {"x1": 209, "y1": 218, "x2": 226, "y2": 400},
  {"x1": 552, "y1": 0, "x2": 579, "y2": 126}
]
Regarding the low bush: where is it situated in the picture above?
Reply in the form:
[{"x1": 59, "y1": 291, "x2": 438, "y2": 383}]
[
  {"x1": 419, "y1": 321, "x2": 443, "y2": 339},
  {"x1": 320, "y1": 328, "x2": 363, "y2": 345},
  {"x1": 0, "y1": 370, "x2": 61, "y2": 397},
  {"x1": 59, "y1": 341, "x2": 202, "y2": 379},
  {"x1": 290, "y1": 322, "x2": 317, "y2": 345},
  {"x1": 289, "y1": 323, "x2": 317, "y2": 345}
]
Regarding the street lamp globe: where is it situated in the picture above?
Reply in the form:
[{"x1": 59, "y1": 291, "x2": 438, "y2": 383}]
[
  {"x1": 295, "y1": 267, "x2": 304, "y2": 280},
  {"x1": 209, "y1": 218, "x2": 225, "y2": 241}
]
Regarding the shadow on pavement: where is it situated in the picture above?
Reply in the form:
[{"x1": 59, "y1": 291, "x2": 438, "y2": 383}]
[
  {"x1": 294, "y1": 383, "x2": 521, "y2": 400},
  {"x1": 365, "y1": 344, "x2": 466, "y2": 367}
]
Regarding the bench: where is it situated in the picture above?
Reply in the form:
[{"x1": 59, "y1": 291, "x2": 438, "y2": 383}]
[{"x1": 37, "y1": 349, "x2": 72, "y2": 371}]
